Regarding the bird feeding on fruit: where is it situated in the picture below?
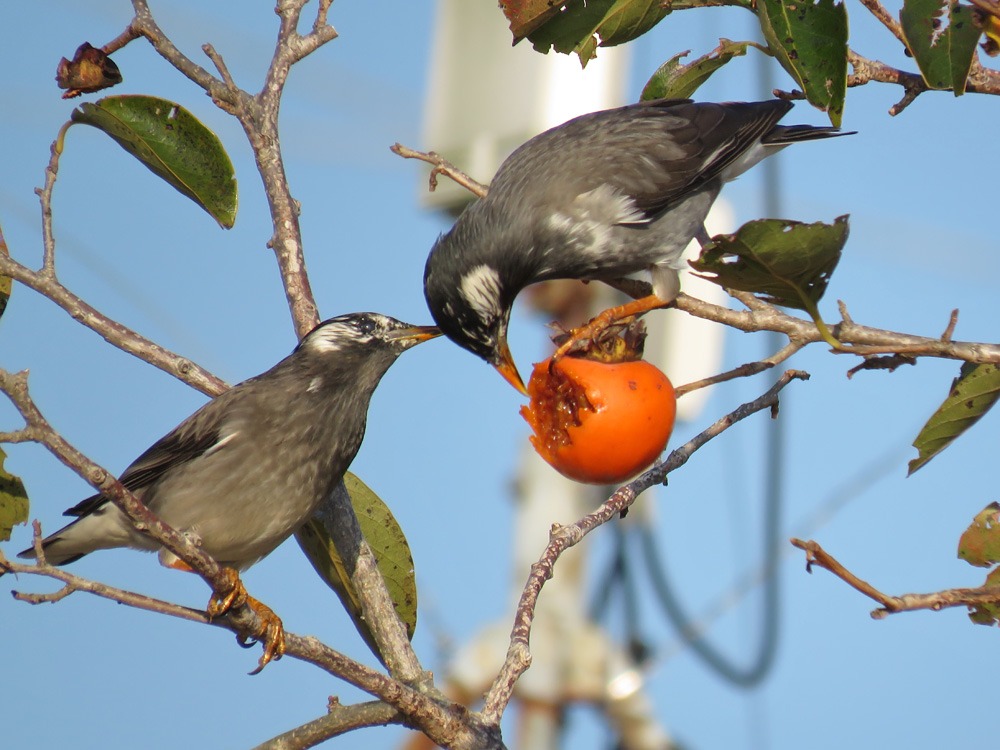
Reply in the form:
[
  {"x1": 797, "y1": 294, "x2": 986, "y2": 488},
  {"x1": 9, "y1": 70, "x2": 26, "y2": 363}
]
[
  {"x1": 424, "y1": 98, "x2": 851, "y2": 394},
  {"x1": 9, "y1": 313, "x2": 440, "y2": 672}
]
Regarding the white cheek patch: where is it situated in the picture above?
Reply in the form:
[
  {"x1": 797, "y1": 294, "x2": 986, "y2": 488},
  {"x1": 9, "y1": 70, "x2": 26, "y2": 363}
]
[
  {"x1": 459, "y1": 264, "x2": 503, "y2": 319},
  {"x1": 305, "y1": 327, "x2": 351, "y2": 354}
]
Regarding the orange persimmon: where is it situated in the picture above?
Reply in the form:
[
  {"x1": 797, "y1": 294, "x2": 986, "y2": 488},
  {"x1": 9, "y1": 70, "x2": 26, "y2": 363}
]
[{"x1": 520, "y1": 355, "x2": 676, "y2": 484}]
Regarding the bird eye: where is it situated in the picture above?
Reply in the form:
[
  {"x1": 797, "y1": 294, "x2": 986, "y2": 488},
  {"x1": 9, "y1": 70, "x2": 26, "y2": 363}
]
[{"x1": 354, "y1": 316, "x2": 377, "y2": 335}]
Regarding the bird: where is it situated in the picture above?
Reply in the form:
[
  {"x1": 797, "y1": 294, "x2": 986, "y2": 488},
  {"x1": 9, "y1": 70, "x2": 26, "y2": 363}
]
[
  {"x1": 10, "y1": 313, "x2": 440, "y2": 672},
  {"x1": 423, "y1": 98, "x2": 851, "y2": 393}
]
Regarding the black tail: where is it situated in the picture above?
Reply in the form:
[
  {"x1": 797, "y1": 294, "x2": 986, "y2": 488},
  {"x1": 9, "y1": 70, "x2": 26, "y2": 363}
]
[{"x1": 764, "y1": 124, "x2": 856, "y2": 145}]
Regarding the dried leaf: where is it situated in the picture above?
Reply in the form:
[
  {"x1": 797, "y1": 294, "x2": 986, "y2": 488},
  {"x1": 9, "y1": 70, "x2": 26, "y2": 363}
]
[
  {"x1": 524, "y1": 0, "x2": 669, "y2": 66},
  {"x1": 55, "y1": 42, "x2": 122, "y2": 99}
]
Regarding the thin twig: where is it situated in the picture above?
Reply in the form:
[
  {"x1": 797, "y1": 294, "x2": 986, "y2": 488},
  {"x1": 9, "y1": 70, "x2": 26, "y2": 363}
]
[
  {"x1": 856, "y1": 0, "x2": 906, "y2": 43},
  {"x1": 673, "y1": 292, "x2": 1000, "y2": 366},
  {"x1": 481, "y1": 370, "x2": 810, "y2": 724},
  {"x1": 390, "y1": 143, "x2": 489, "y2": 199},
  {"x1": 791, "y1": 538, "x2": 1000, "y2": 620},
  {"x1": 253, "y1": 701, "x2": 401, "y2": 750},
  {"x1": 0, "y1": 234, "x2": 226, "y2": 397},
  {"x1": 675, "y1": 340, "x2": 804, "y2": 396}
]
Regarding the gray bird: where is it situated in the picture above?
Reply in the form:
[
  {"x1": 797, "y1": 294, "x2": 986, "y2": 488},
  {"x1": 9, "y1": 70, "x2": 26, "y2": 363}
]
[
  {"x1": 11, "y1": 312, "x2": 439, "y2": 670},
  {"x1": 424, "y1": 98, "x2": 850, "y2": 393}
]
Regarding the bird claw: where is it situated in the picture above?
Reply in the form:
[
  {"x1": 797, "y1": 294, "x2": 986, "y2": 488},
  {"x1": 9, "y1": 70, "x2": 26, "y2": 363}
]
[
  {"x1": 552, "y1": 294, "x2": 668, "y2": 362},
  {"x1": 207, "y1": 567, "x2": 286, "y2": 674}
]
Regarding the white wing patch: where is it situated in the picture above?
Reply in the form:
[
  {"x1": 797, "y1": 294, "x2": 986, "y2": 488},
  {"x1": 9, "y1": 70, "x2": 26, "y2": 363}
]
[
  {"x1": 575, "y1": 184, "x2": 649, "y2": 226},
  {"x1": 202, "y1": 430, "x2": 240, "y2": 459},
  {"x1": 459, "y1": 264, "x2": 503, "y2": 318},
  {"x1": 547, "y1": 184, "x2": 649, "y2": 258}
]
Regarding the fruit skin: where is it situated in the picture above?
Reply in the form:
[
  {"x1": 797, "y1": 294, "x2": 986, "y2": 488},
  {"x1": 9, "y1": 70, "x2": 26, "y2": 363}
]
[{"x1": 521, "y1": 356, "x2": 676, "y2": 485}]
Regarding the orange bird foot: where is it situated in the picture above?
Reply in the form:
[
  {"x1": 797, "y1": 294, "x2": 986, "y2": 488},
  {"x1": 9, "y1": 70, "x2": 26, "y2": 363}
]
[
  {"x1": 552, "y1": 294, "x2": 668, "y2": 361},
  {"x1": 207, "y1": 566, "x2": 286, "y2": 675}
]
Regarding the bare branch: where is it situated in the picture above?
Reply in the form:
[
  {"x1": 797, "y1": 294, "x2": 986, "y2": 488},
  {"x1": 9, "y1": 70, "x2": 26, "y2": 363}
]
[
  {"x1": 129, "y1": 0, "x2": 240, "y2": 107},
  {"x1": 672, "y1": 292, "x2": 1000, "y2": 366},
  {"x1": 791, "y1": 538, "x2": 1000, "y2": 620},
  {"x1": 0, "y1": 232, "x2": 226, "y2": 397},
  {"x1": 253, "y1": 701, "x2": 401, "y2": 750},
  {"x1": 675, "y1": 340, "x2": 804, "y2": 396},
  {"x1": 856, "y1": 0, "x2": 906, "y2": 43},
  {"x1": 391, "y1": 143, "x2": 489, "y2": 199},
  {"x1": 481, "y1": 370, "x2": 810, "y2": 724}
]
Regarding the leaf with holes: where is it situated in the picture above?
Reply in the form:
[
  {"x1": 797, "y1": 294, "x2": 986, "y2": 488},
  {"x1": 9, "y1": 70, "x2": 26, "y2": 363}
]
[
  {"x1": 909, "y1": 363, "x2": 1000, "y2": 475},
  {"x1": 968, "y1": 567, "x2": 1000, "y2": 626},
  {"x1": 757, "y1": 0, "x2": 849, "y2": 126},
  {"x1": 690, "y1": 215, "x2": 848, "y2": 316},
  {"x1": 900, "y1": 0, "x2": 981, "y2": 92},
  {"x1": 295, "y1": 473, "x2": 416, "y2": 661},
  {"x1": 0, "y1": 448, "x2": 29, "y2": 543},
  {"x1": 958, "y1": 502, "x2": 1000, "y2": 568},
  {"x1": 525, "y1": 0, "x2": 669, "y2": 66},
  {"x1": 641, "y1": 39, "x2": 767, "y2": 100},
  {"x1": 500, "y1": 0, "x2": 570, "y2": 41},
  {"x1": 71, "y1": 95, "x2": 237, "y2": 228}
]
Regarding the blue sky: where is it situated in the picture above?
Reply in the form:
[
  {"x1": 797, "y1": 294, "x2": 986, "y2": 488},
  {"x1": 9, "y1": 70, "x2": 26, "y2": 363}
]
[{"x1": 2, "y1": 2, "x2": 998, "y2": 749}]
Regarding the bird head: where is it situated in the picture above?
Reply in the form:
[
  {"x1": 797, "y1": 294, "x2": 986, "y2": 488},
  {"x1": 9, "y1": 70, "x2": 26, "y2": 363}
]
[
  {"x1": 298, "y1": 313, "x2": 440, "y2": 385},
  {"x1": 424, "y1": 248, "x2": 526, "y2": 395}
]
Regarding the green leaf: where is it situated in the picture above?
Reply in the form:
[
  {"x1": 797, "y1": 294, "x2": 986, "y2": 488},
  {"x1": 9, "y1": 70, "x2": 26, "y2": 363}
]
[
  {"x1": 0, "y1": 448, "x2": 29, "y2": 543},
  {"x1": 70, "y1": 95, "x2": 237, "y2": 229},
  {"x1": 0, "y1": 232, "x2": 12, "y2": 323},
  {"x1": 690, "y1": 215, "x2": 848, "y2": 316},
  {"x1": 958, "y1": 502, "x2": 1000, "y2": 567},
  {"x1": 909, "y1": 363, "x2": 1000, "y2": 475},
  {"x1": 757, "y1": 0, "x2": 849, "y2": 126},
  {"x1": 900, "y1": 0, "x2": 981, "y2": 93},
  {"x1": 295, "y1": 473, "x2": 417, "y2": 660},
  {"x1": 641, "y1": 40, "x2": 767, "y2": 101},
  {"x1": 526, "y1": 0, "x2": 670, "y2": 66},
  {"x1": 967, "y1": 567, "x2": 1000, "y2": 626}
]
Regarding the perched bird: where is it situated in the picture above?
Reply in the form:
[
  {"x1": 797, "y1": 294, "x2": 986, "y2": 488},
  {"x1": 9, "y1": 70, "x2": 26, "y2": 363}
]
[
  {"x1": 424, "y1": 98, "x2": 851, "y2": 393},
  {"x1": 11, "y1": 313, "x2": 439, "y2": 671}
]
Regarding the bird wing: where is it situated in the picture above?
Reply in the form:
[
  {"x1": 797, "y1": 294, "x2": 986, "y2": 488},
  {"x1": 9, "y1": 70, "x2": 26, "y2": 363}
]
[
  {"x1": 490, "y1": 99, "x2": 793, "y2": 220},
  {"x1": 63, "y1": 393, "x2": 237, "y2": 518}
]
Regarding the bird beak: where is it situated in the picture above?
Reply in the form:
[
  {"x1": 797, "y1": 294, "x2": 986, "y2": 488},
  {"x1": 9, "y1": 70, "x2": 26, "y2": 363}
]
[
  {"x1": 494, "y1": 340, "x2": 528, "y2": 396},
  {"x1": 388, "y1": 325, "x2": 442, "y2": 344}
]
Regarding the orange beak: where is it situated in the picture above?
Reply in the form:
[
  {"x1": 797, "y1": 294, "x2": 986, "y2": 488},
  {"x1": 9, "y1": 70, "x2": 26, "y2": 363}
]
[{"x1": 494, "y1": 340, "x2": 528, "y2": 396}]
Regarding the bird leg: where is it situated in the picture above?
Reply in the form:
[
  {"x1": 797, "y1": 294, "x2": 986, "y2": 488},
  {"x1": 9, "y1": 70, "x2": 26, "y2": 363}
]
[
  {"x1": 552, "y1": 294, "x2": 668, "y2": 361},
  {"x1": 207, "y1": 566, "x2": 286, "y2": 674}
]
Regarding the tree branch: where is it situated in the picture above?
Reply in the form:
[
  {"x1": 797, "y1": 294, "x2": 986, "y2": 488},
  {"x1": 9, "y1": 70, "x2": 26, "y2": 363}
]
[
  {"x1": 481, "y1": 370, "x2": 810, "y2": 725},
  {"x1": 390, "y1": 143, "x2": 489, "y2": 199},
  {"x1": 252, "y1": 701, "x2": 401, "y2": 750},
  {"x1": 0, "y1": 228, "x2": 226, "y2": 397},
  {"x1": 790, "y1": 538, "x2": 1000, "y2": 620}
]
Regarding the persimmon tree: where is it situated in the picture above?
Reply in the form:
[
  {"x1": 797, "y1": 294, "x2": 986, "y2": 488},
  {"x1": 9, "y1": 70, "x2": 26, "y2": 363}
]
[{"x1": 2, "y1": 2, "x2": 999, "y2": 749}]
